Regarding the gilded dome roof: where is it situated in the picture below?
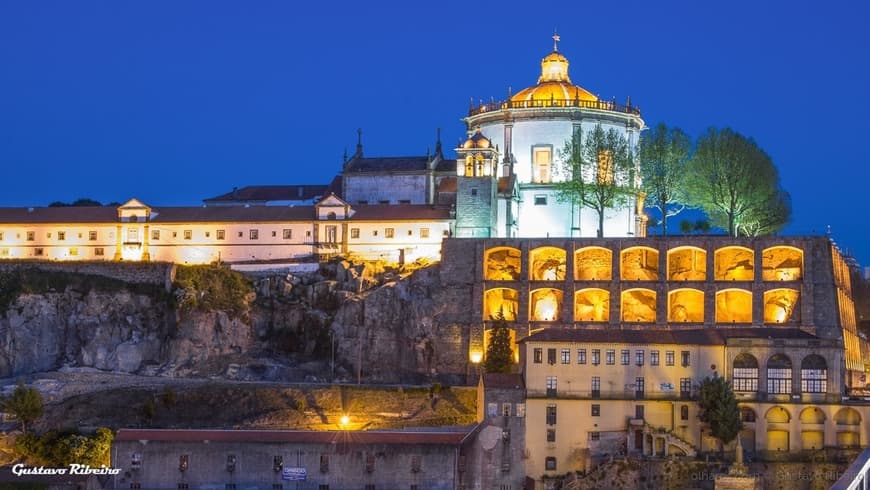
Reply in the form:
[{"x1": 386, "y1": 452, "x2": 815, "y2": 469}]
[
  {"x1": 510, "y1": 45, "x2": 598, "y2": 104},
  {"x1": 462, "y1": 128, "x2": 491, "y2": 149}
]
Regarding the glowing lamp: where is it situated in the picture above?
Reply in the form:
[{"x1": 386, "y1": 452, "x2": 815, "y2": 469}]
[
  {"x1": 340, "y1": 415, "x2": 350, "y2": 426},
  {"x1": 470, "y1": 351, "x2": 483, "y2": 364}
]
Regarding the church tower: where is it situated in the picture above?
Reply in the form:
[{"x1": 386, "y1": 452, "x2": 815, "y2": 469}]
[{"x1": 454, "y1": 129, "x2": 500, "y2": 237}]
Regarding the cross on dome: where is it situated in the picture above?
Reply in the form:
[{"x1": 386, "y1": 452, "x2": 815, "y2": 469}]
[{"x1": 552, "y1": 31, "x2": 560, "y2": 52}]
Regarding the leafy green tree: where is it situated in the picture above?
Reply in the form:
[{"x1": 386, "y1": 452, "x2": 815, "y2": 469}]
[
  {"x1": 684, "y1": 128, "x2": 789, "y2": 236},
  {"x1": 484, "y1": 315, "x2": 514, "y2": 374},
  {"x1": 698, "y1": 376, "x2": 742, "y2": 456},
  {"x1": 638, "y1": 123, "x2": 691, "y2": 235},
  {"x1": 556, "y1": 124, "x2": 634, "y2": 237},
  {"x1": 48, "y1": 198, "x2": 103, "y2": 207},
  {"x1": 1, "y1": 379, "x2": 43, "y2": 433}
]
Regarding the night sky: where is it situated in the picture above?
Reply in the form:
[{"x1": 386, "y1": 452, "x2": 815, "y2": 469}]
[{"x1": 2, "y1": 1, "x2": 868, "y2": 264}]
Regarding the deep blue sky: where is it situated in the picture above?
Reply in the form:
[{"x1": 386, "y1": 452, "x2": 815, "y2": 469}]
[{"x1": 1, "y1": 1, "x2": 868, "y2": 264}]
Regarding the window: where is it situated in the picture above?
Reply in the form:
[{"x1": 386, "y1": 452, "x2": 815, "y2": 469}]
[
  {"x1": 272, "y1": 230, "x2": 277, "y2": 237},
  {"x1": 533, "y1": 348, "x2": 543, "y2": 364},
  {"x1": 680, "y1": 378, "x2": 692, "y2": 398},
  {"x1": 131, "y1": 484, "x2": 141, "y2": 489},
  {"x1": 636, "y1": 350, "x2": 644, "y2": 366},
  {"x1": 470, "y1": 188, "x2": 478, "y2": 196},
  {"x1": 591, "y1": 404, "x2": 600, "y2": 416},
  {"x1": 545, "y1": 457, "x2": 556, "y2": 471},
  {"x1": 767, "y1": 354, "x2": 793, "y2": 394},
  {"x1": 591, "y1": 377, "x2": 600, "y2": 398},
  {"x1": 177, "y1": 485, "x2": 189, "y2": 490},
  {"x1": 516, "y1": 403, "x2": 525, "y2": 417},
  {"x1": 398, "y1": 200, "x2": 411, "y2": 205},
  {"x1": 183, "y1": 230, "x2": 192, "y2": 240},
  {"x1": 635, "y1": 377, "x2": 645, "y2": 398},
  {"x1": 283, "y1": 229, "x2": 293, "y2": 239},
  {"x1": 238, "y1": 231, "x2": 243, "y2": 238},
  {"x1": 365, "y1": 485, "x2": 375, "y2": 490},
  {"x1": 487, "y1": 403, "x2": 497, "y2": 416},
  {"x1": 606, "y1": 349, "x2": 615, "y2": 365},
  {"x1": 733, "y1": 354, "x2": 759, "y2": 392},
  {"x1": 350, "y1": 228, "x2": 360, "y2": 239},
  {"x1": 275, "y1": 485, "x2": 285, "y2": 490},
  {"x1": 502, "y1": 403, "x2": 511, "y2": 417},
  {"x1": 365, "y1": 453, "x2": 375, "y2": 473},
  {"x1": 226, "y1": 455, "x2": 236, "y2": 473},
  {"x1": 588, "y1": 432, "x2": 600, "y2": 441},
  {"x1": 666, "y1": 351, "x2": 675, "y2": 366},
  {"x1": 58, "y1": 231, "x2": 66, "y2": 241},
  {"x1": 546, "y1": 428, "x2": 556, "y2": 442},
  {"x1": 561, "y1": 348, "x2": 570, "y2": 364},
  {"x1": 127, "y1": 228, "x2": 138, "y2": 242},
  {"x1": 420, "y1": 228, "x2": 429, "y2": 238},
  {"x1": 378, "y1": 200, "x2": 389, "y2": 204},
  {"x1": 131, "y1": 453, "x2": 141, "y2": 468},
  {"x1": 273, "y1": 455, "x2": 283, "y2": 472},
  {"x1": 26, "y1": 231, "x2": 35, "y2": 241},
  {"x1": 0, "y1": 248, "x2": 8, "y2": 257},
  {"x1": 650, "y1": 350, "x2": 659, "y2": 366},
  {"x1": 591, "y1": 349, "x2": 600, "y2": 366},
  {"x1": 681, "y1": 405, "x2": 689, "y2": 421},
  {"x1": 534, "y1": 195, "x2": 547, "y2": 206},
  {"x1": 681, "y1": 351, "x2": 690, "y2": 367},
  {"x1": 88, "y1": 231, "x2": 97, "y2": 241},
  {"x1": 320, "y1": 453, "x2": 329, "y2": 473},
  {"x1": 533, "y1": 146, "x2": 552, "y2": 183},
  {"x1": 621, "y1": 350, "x2": 630, "y2": 365},
  {"x1": 94, "y1": 248, "x2": 104, "y2": 256},
  {"x1": 372, "y1": 230, "x2": 378, "y2": 237},
  {"x1": 306, "y1": 230, "x2": 312, "y2": 237},
  {"x1": 801, "y1": 355, "x2": 827, "y2": 393},
  {"x1": 69, "y1": 247, "x2": 78, "y2": 256},
  {"x1": 546, "y1": 376, "x2": 557, "y2": 397},
  {"x1": 635, "y1": 405, "x2": 645, "y2": 419},
  {"x1": 0, "y1": 232, "x2": 4, "y2": 241},
  {"x1": 205, "y1": 231, "x2": 210, "y2": 238},
  {"x1": 546, "y1": 404, "x2": 557, "y2": 425},
  {"x1": 385, "y1": 228, "x2": 395, "y2": 238},
  {"x1": 578, "y1": 349, "x2": 586, "y2": 364},
  {"x1": 249, "y1": 229, "x2": 258, "y2": 240},
  {"x1": 411, "y1": 455, "x2": 421, "y2": 473},
  {"x1": 547, "y1": 348, "x2": 556, "y2": 365},
  {"x1": 179, "y1": 454, "x2": 189, "y2": 471},
  {"x1": 217, "y1": 229, "x2": 225, "y2": 240},
  {"x1": 325, "y1": 225, "x2": 337, "y2": 244},
  {"x1": 34, "y1": 248, "x2": 44, "y2": 256}
]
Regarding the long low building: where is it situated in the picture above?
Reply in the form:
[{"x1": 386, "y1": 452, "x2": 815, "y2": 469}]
[{"x1": 0, "y1": 196, "x2": 452, "y2": 265}]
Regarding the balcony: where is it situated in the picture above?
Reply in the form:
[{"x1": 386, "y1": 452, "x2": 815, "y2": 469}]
[{"x1": 469, "y1": 97, "x2": 641, "y2": 117}]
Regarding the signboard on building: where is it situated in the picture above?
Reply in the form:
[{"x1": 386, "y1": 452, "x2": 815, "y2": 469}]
[{"x1": 282, "y1": 467, "x2": 307, "y2": 481}]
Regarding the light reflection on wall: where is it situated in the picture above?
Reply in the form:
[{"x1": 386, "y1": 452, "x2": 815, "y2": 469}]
[
  {"x1": 715, "y1": 289, "x2": 752, "y2": 323},
  {"x1": 620, "y1": 247, "x2": 658, "y2": 281},
  {"x1": 763, "y1": 288, "x2": 799, "y2": 323},
  {"x1": 574, "y1": 247, "x2": 612, "y2": 281},
  {"x1": 483, "y1": 288, "x2": 519, "y2": 321},
  {"x1": 715, "y1": 247, "x2": 754, "y2": 281},
  {"x1": 668, "y1": 288, "x2": 704, "y2": 323},
  {"x1": 667, "y1": 247, "x2": 706, "y2": 281},
  {"x1": 485, "y1": 247, "x2": 522, "y2": 280},
  {"x1": 530, "y1": 247, "x2": 566, "y2": 281},
  {"x1": 574, "y1": 288, "x2": 610, "y2": 322},
  {"x1": 762, "y1": 247, "x2": 803, "y2": 281},
  {"x1": 530, "y1": 288, "x2": 563, "y2": 321},
  {"x1": 621, "y1": 288, "x2": 656, "y2": 322}
]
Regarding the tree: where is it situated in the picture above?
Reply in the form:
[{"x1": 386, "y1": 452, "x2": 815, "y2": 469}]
[
  {"x1": 684, "y1": 128, "x2": 790, "y2": 236},
  {"x1": 484, "y1": 314, "x2": 514, "y2": 374},
  {"x1": 1, "y1": 379, "x2": 44, "y2": 433},
  {"x1": 698, "y1": 376, "x2": 742, "y2": 456},
  {"x1": 556, "y1": 124, "x2": 634, "y2": 237},
  {"x1": 48, "y1": 198, "x2": 103, "y2": 207},
  {"x1": 638, "y1": 122, "x2": 691, "y2": 235}
]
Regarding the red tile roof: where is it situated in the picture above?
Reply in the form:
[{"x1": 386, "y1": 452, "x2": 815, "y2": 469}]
[
  {"x1": 115, "y1": 427, "x2": 475, "y2": 445},
  {"x1": 203, "y1": 185, "x2": 328, "y2": 203},
  {"x1": 482, "y1": 373, "x2": 524, "y2": 390},
  {"x1": 350, "y1": 204, "x2": 452, "y2": 221},
  {"x1": 150, "y1": 206, "x2": 316, "y2": 223},
  {"x1": 0, "y1": 206, "x2": 117, "y2": 224}
]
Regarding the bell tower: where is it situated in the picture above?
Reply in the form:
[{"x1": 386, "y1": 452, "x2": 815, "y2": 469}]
[{"x1": 455, "y1": 128, "x2": 500, "y2": 237}]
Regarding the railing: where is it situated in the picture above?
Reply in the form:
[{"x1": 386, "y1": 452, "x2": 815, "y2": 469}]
[
  {"x1": 831, "y1": 446, "x2": 870, "y2": 490},
  {"x1": 527, "y1": 388, "x2": 697, "y2": 401},
  {"x1": 468, "y1": 97, "x2": 641, "y2": 117}
]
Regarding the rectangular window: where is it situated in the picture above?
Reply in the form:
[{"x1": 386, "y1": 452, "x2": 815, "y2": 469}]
[
  {"x1": 545, "y1": 456, "x2": 556, "y2": 471},
  {"x1": 88, "y1": 231, "x2": 97, "y2": 241},
  {"x1": 635, "y1": 377, "x2": 645, "y2": 398},
  {"x1": 636, "y1": 350, "x2": 644, "y2": 366},
  {"x1": 238, "y1": 231, "x2": 243, "y2": 238},
  {"x1": 69, "y1": 247, "x2": 78, "y2": 256},
  {"x1": 681, "y1": 405, "x2": 689, "y2": 421},
  {"x1": 34, "y1": 248, "x2": 44, "y2": 256},
  {"x1": 650, "y1": 350, "x2": 659, "y2": 366},
  {"x1": 378, "y1": 200, "x2": 389, "y2": 204},
  {"x1": 733, "y1": 368, "x2": 759, "y2": 392},
  {"x1": 127, "y1": 228, "x2": 138, "y2": 242},
  {"x1": 183, "y1": 230, "x2": 192, "y2": 240},
  {"x1": 0, "y1": 232, "x2": 4, "y2": 241},
  {"x1": 533, "y1": 348, "x2": 543, "y2": 364},
  {"x1": 27, "y1": 231, "x2": 35, "y2": 241},
  {"x1": 250, "y1": 229, "x2": 258, "y2": 240},
  {"x1": 589, "y1": 432, "x2": 600, "y2": 441},
  {"x1": 131, "y1": 483, "x2": 141, "y2": 489},
  {"x1": 94, "y1": 248, "x2": 104, "y2": 256},
  {"x1": 398, "y1": 199, "x2": 411, "y2": 204},
  {"x1": 578, "y1": 349, "x2": 586, "y2": 364},
  {"x1": 546, "y1": 404, "x2": 556, "y2": 425},
  {"x1": 325, "y1": 225, "x2": 337, "y2": 244},
  {"x1": 372, "y1": 230, "x2": 378, "y2": 237},
  {"x1": 547, "y1": 348, "x2": 556, "y2": 365},
  {"x1": 365, "y1": 454, "x2": 375, "y2": 473},
  {"x1": 0, "y1": 248, "x2": 8, "y2": 257},
  {"x1": 470, "y1": 188, "x2": 478, "y2": 196},
  {"x1": 560, "y1": 348, "x2": 570, "y2": 364},
  {"x1": 487, "y1": 403, "x2": 497, "y2": 416},
  {"x1": 533, "y1": 146, "x2": 552, "y2": 184},
  {"x1": 320, "y1": 453, "x2": 329, "y2": 473},
  {"x1": 150, "y1": 229, "x2": 160, "y2": 240},
  {"x1": 178, "y1": 485, "x2": 188, "y2": 490},
  {"x1": 606, "y1": 349, "x2": 615, "y2": 365},
  {"x1": 273, "y1": 455, "x2": 283, "y2": 472},
  {"x1": 666, "y1": 351, "x2": 675, "y2": 366},
  {"x1": 283, "y1": 229, "x2": 292, "y2": 239},
  {"x1": 681, "y1": 351, "x2": 690, "y2": 367},
  {"x1": 591, "y1": 349, "x2": 600, "y2": 366},
  {"x1": 217, "y1": 229, "x2": 225, "y2": 240},
  {"x1": 179, "y1": 454, "x2": 189, "y2": 471},
  {"x1": 636, "y1": 405, "x2": 645, "y2": 419},
  {"x1": 420, "y1": 228, "x2": 429, "y2": 238},
  {"x1": 546, "y1": 376, "x2": 557, "y2": 398},
  {"x1": 385, "y1": 228, "x2": 395, "y2": 238},
  {"x1": 226, "y1": 455, "x2": 236, "y2": 473},
  {"x1": 205, "y1": 231, "x2": 210, "y2": 238},
  {"x1": 801, "y1": 369, "x2": 827, "y2": 393},
  {"x1": 272, "y1": 230, "x2": 277, "y2": 237},
  {"x1": 350, "y1": 228, "x2": 360, "y2": 239},
  {"x1": 546, "y1": 428, "x2": 556, "y2": 442},
  {"x1": 680, "y1": 378, "x2": 692, "y2": 398},
  {"x1": 502, "y1": 403, "x2": 511, "y2": 417},
  {"x1": 591, "y1": 377, "x2": 600, "y2": 398},
  {"x1": 591, "y1": 404, "x2": 600, "y2": 416},
  {"x1": 534, "y1": 195, "x2": 547, "y2": 206},
  {"x1": 57, "y1": 231, "x2": 66, "y2": 241},
  {"x1": 306, "y1": 230, "x2": 312, "y2": 237},
  {"x1": 516, "y1": 403, "x2": 525, "y2": 417},
  {"x1": 621, "y1": 349, "x2": 630, "y2": 365}
]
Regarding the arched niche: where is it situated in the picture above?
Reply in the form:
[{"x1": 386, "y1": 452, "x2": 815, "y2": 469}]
[
  {"x1": 621, "y1": 288, "x2": 656, "y2": 323},
  {"x1": 765, "y1": 406, "x2": 791, "y2": 423},
  {"x1": 574, "y1": 246, "x2": 612, "y2": 281},
  {"x1": 530, "y1": 246, "x2": 566, "y2": 281},
  {"x1": 834, "y1": 407, "x2": 861, "y2": 426},
  {"x1": 530, "y1": 288, "x2": 563, "y2": 321},
  {"x1": 763, "y1": 288, "x2": 800, "y2": 323},
  {"x1": 484, "y1": 247, "x2": 521, "y2": 281},
  {"x1": 799, "y1": 407, "x2": 826, "y2": 424},
  {"x1": 620, "y1": 247, "x2": 659, "y2": 281},
  {"x1": 667, "y1": 288, "x2": 704, "y2": 323},
  {"x1": 574, "y1": 288, "x2": 610, "y2": 322},
  {"x1": 739, "y1": 406, "x2": 757, "y2": 423},
  {"x1": 483, "y1": 288, "x2": 519, "y2": 321},
  {"x1": 715, "y1": 289, "x2": 752, "y2": 323},
  {"x1": 714, "y1": 246, "x2": 754, "y2": 281},
  {"x1": 762, "y1": 246, "x2": 803, "y2": 281},
  {"x1": 667, "y1": 246, "x2": 706, "y2": 281}
]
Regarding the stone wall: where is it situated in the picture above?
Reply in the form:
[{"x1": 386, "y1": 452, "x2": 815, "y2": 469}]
[{"x1": 0, "y1": 260, "x2": 175, "y2": 290}]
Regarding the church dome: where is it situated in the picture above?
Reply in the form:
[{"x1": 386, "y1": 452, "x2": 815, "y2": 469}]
[
  {"x1": 463, "y1": 128, "x2": 491, "y2": 149},
  {"x1": 510, "y1": 41, "x2": 598, "y2": 104}
]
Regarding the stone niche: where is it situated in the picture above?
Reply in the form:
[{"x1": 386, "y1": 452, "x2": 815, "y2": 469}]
[
  {"x1": 715, "y1": 247, "x2": 754, "y2": 281},
  {"x1": 530, "y1": 288, "x2": 563, "y2": 321},
  {"x1": 667, "y1": 247, "x2": 706, "y2": 281},
  {"x1": 621, "y1": 288, "x2": 656, "y2": 322},
  {"x1": 483, "y1": 288, "x2": 519, "y2": 321},
  {"x1": 763, "y1": 288, "x2": 800, "y2": 323},
  {"x1": 762, "y1": 246, "x2": 803, "y2": 281},
  {"x1": 715, "y1": 289, "x2": 752, "y2": 323},
  {"x1": 530, "y1": 247, "x2": 566, "y2": 281},
  {"x1": 574, "y1": 288, "x2": 610, "y2": 322},
  {"x1": 485, "y1": 247, "x2": 521, "y2": 280},
  {"x1": 668, "y1": 288, "x2": 704, "y2": 323},
  {"x1": 620, "y1": 247, "x2": 659, "y2": 281},
  {"x1": 575, "y1": 247, "x2": 612, "y2": 281}
]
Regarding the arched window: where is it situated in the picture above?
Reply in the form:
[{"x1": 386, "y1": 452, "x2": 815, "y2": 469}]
[
  {"x1": 800, "y1": 355, "x2": 827, "y2": 393},
  {"x1": 732, "y1": 353, "x2": 759, "y2": 392},
  {"x1": 767, "y1": 354, "x2": 792, "y2": 394},
  {"x1": 484, "y1": 247, "x2": 521, "y2": 280},
  {"x1": 740, "y1": 407, "x2": 756, "y2": 423},
  {"x1": 464, "y1": 156, "x2": 474, "y2": 177}
]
